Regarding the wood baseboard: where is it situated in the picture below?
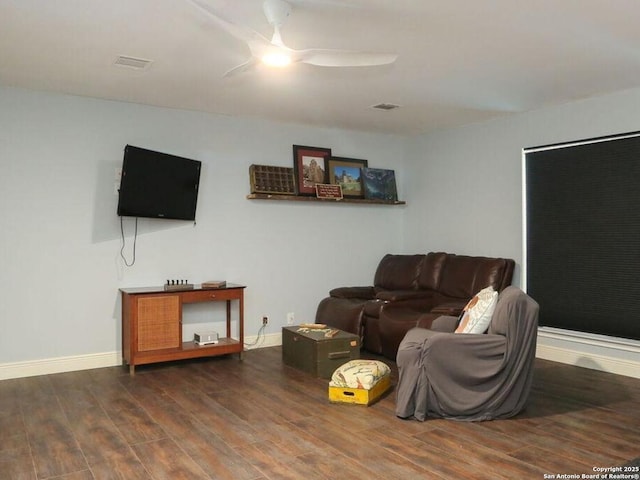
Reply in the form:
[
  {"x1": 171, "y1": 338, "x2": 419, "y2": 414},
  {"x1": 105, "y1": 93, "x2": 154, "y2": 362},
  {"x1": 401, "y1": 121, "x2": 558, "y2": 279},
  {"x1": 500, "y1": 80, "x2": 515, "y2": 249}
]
[
  {"x1": 0, "y1": 351, "x2": 121, "y2": 381},
  {"x1": 537, "y1": 328, "x2": 640, "y2": 379},
  {"x1": 3, "y1": 331, "x2": 637, "y2": 380},
  {"x1": 0, "y1": 333, "x2": 284, "y2": 380}
]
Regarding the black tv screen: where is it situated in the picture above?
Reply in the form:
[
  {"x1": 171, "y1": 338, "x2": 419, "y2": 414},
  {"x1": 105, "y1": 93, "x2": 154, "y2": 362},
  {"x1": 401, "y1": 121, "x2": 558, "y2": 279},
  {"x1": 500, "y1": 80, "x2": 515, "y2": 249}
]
[{"x1": 117, "y1": 145, "x2": 201, "y2": 221}]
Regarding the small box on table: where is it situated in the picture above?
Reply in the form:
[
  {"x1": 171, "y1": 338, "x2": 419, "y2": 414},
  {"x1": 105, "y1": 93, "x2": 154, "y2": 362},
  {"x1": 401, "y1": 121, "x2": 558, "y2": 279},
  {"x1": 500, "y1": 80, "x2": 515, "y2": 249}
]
[{"x1": 282, "y1": 326, "x2": 360, "y2": 379}]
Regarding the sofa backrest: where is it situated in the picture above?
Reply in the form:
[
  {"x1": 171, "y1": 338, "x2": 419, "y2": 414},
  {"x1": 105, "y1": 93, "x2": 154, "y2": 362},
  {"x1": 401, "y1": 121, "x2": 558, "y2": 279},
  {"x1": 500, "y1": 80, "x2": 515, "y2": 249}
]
[
  {"x1": 373, "y1": 252, "x2": 515, "y2": 297},
  {"x1": 416, "y1": 252, "x2": 448, "y2": 290},
  {"x1": 374, "y1": 254, "x2": 425, "y2": 291},
  {"x1": 436, "y1": 254, "x2": 515, "y2": 299}
]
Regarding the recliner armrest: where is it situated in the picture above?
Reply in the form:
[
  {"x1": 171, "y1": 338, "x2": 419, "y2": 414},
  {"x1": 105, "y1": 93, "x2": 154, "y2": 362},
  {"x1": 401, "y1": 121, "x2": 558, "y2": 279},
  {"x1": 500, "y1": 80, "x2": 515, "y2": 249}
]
[
  {"x1": 428, "y1": 315, "x2": 460, "y2": 332},
  {"x1": 329, "y1": 286, "x2": 376, "y2": 299}
]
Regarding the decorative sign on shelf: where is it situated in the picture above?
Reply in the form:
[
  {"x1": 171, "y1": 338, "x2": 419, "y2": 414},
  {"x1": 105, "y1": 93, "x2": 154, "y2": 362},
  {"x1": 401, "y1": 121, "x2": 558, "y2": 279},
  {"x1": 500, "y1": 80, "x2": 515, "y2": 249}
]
[{"x1": 315, "y1": 183, "x2": 343, "y2": 200}]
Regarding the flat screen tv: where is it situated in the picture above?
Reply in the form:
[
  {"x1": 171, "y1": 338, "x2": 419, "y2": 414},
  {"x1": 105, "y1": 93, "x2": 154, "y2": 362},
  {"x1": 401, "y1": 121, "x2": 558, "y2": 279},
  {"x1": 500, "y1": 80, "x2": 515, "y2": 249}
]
[{"x1": 117, "y1": 145, "x2": 201, "y2": 221}]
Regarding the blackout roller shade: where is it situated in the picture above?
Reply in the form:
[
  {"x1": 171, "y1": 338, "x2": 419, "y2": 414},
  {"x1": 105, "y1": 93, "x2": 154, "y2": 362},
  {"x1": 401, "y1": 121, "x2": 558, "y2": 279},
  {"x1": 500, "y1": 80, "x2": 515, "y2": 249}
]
[{"x1": 524, "y1": 132, "x2": 640, "y2": 341}]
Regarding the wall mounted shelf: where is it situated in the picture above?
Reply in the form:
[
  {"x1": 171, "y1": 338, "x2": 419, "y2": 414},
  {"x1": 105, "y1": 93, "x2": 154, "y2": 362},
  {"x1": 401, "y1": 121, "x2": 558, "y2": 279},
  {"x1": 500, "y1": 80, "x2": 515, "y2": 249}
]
[{"x1": 246, "y1": 193, "x2": 406, "y2": 205}]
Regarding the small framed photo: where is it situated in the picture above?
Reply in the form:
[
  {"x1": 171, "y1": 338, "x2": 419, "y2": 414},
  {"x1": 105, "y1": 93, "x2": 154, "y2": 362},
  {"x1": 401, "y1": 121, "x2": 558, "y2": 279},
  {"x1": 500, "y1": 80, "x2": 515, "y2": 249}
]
[
  {"x1": 293, "y1": 145, "x2": 332, "y2": 195},
  {"x1": 362, "y1": 167, "x2": 398, "y2": 201},
  {"x1": 327, "y1": 156, "x2": 368, "y2": 198}
]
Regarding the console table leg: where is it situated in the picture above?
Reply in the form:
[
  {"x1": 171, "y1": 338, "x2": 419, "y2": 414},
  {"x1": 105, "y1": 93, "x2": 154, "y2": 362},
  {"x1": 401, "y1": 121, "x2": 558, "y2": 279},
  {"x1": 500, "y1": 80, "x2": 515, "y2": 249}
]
[{"x1": 129, "y1": 364, "x2": 135, "y2": 376}]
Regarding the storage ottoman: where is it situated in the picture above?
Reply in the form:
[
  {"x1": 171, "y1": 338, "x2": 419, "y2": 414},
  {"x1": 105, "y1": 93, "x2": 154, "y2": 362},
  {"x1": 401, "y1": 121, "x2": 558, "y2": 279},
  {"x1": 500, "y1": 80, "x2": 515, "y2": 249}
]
[
  {"x1": 282, "y1": 326, "x2": 360, "y2": 378},
  {"x1": 328, "y1": 359, "x2": 391, "y2": 406}
]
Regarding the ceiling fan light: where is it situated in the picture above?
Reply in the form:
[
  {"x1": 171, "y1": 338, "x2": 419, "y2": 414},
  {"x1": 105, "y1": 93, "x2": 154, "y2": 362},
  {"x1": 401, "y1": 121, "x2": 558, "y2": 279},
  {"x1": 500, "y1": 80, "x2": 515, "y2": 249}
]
[{"x1": 262, "y1": 51, "x2": 292, "y2": 67}]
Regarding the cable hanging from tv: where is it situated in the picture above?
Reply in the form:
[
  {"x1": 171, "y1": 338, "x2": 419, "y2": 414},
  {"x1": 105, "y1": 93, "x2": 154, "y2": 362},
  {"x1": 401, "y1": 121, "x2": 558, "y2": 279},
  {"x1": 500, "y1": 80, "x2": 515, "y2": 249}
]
[{"x1": 119, "y1": 216, "x2": 138, "y2": 267}]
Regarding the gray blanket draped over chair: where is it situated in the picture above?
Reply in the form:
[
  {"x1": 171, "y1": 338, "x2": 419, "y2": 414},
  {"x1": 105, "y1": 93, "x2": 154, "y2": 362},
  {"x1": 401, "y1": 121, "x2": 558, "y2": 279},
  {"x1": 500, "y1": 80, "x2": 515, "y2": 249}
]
[{"x1": 395, "y1": 286, "x2": 539, "y2": 421}]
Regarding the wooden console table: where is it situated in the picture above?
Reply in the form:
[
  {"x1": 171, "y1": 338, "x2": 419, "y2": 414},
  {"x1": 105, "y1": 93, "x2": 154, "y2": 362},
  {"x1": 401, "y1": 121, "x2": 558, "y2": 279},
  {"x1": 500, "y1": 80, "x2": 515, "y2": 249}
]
[{"x1": 120, "y1": 284, "x2": 245, "y2": 375}]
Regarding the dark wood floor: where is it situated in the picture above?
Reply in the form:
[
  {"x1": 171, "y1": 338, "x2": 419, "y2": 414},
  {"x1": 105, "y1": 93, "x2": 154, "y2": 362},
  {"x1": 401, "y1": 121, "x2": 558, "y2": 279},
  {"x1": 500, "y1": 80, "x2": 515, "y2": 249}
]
[{"x1": 1, "y1": 347, "x2": 639, "y2": 480}]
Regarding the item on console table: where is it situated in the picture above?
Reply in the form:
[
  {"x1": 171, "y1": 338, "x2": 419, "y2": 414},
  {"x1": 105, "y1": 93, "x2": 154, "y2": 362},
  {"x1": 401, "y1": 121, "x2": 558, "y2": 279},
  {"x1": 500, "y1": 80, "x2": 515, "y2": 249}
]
[
  {"x1": 164, "y1": 280, "x2": 194, "y2": 291},
  {"x1": 194, "y1": 331, "x2": 219, "y2": 345},
  {"x1": 249, "y1": 164, "x2": 296, "y2": 195},
  {"x1": 201, "y1": 280, "x2": 227, "y2": 289}
]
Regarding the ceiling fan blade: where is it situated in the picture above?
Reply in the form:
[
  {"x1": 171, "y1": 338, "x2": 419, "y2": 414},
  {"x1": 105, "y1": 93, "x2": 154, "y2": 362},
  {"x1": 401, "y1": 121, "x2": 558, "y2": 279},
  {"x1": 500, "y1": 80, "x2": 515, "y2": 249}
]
[
  {"x1": 299, "y1": 50, "x2": 398, "y2": 67},
  {"x1": 289, "y1": 0, "x2": 358, "y2": 7},
  {"x1": 223, "y1": 57, "x2": 259, "y2": 78},
  {"x1": 187, "y1": 0, "x2": 271, "y2": 48},
  {"x1": 188, "y1": 0, "x2": 397, "y2": 76}
]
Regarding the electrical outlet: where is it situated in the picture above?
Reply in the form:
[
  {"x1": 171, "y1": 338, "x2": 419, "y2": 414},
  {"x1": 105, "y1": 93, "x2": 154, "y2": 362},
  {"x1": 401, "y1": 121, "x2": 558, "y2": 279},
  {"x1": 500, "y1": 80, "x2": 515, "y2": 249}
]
[
  {"x1": 287, "y1": 312, "x2": 295, "y2": 325},
  {"x1": 262, "y1": 316, "x2": 268, "y2": 325}
]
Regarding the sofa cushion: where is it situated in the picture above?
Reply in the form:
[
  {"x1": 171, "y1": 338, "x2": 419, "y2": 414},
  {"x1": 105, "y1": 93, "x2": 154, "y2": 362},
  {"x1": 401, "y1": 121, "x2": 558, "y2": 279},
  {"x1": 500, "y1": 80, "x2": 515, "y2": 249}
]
[
  {"x1": 373, "y1": 254, "x2": 425, "y2": 291},
  {"x1": 455, "y1": 286, "x2": 498, "y2": 334}
]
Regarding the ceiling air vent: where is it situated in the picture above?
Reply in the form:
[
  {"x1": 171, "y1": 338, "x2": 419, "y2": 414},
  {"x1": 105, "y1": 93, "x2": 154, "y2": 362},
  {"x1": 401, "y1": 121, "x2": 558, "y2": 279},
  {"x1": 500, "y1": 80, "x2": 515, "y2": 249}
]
[
  {"x1": 371, "y1": 103, "x2": 401, "y2": 111},
  {"x1": 114, "y1": 55, "x2": 153, "y2": 70}
]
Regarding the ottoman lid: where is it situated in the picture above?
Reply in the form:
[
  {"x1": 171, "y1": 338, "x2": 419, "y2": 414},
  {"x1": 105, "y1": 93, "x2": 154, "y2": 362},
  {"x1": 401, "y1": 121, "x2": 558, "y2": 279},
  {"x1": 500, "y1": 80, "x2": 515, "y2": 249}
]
[{"x1": 329, "y1": 359, "x2": 390, "y2": 390}]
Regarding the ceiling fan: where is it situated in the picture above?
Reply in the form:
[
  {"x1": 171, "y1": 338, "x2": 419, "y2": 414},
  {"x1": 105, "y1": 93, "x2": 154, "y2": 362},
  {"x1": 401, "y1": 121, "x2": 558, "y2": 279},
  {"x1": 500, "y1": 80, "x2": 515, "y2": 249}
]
[{"x1": 188, "y1": 0, "x2": 398, "y2": 77}]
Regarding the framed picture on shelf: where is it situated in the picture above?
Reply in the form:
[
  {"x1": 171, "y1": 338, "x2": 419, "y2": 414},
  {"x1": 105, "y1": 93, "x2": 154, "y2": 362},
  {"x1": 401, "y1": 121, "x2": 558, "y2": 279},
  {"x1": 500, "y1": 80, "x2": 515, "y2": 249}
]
[
  {"x1": 362, "y1": 168, "x2": 398, "y2": 201},
  {"x1": 326, "y1": 156, "x2": 368, "y2": 198},
  {"x1": 293, "y1": 145, "x2": 332, "y2": 195}
]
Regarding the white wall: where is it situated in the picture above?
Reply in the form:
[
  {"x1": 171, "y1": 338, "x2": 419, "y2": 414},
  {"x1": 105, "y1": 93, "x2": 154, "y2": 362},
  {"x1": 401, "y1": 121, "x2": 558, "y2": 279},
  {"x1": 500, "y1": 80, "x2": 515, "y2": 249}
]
[
  {"x1": 0, "y1": 86, "x2": 407, "y2": 376},
  {"x1": 403, "y1": 86, "x2": 640, "y2": 377},
  {"x1": 3, "y1": 83, "x2": 640, "y2": 380}
]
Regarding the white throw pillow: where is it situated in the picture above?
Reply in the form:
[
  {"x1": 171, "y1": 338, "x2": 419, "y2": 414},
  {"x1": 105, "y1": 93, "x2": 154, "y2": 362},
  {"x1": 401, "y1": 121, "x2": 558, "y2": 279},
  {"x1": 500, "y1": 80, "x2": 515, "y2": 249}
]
[{"x1": 455, "y1": 286, "x2": 498, "y2": 334}]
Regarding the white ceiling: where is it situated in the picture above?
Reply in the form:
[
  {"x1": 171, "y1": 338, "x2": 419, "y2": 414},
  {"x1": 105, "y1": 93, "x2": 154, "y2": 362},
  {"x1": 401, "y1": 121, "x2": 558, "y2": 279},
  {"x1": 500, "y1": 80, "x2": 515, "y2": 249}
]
[{"x1": 2, "y1": 0, "x2": 640, "y2": 135}]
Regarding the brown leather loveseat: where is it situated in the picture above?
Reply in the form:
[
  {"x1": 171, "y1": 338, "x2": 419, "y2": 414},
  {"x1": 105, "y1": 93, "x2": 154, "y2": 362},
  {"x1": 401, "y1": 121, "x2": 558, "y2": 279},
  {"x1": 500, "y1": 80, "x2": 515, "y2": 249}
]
[{"x1": 315, "y1": 252, "x2": 515, "y2": 360}]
